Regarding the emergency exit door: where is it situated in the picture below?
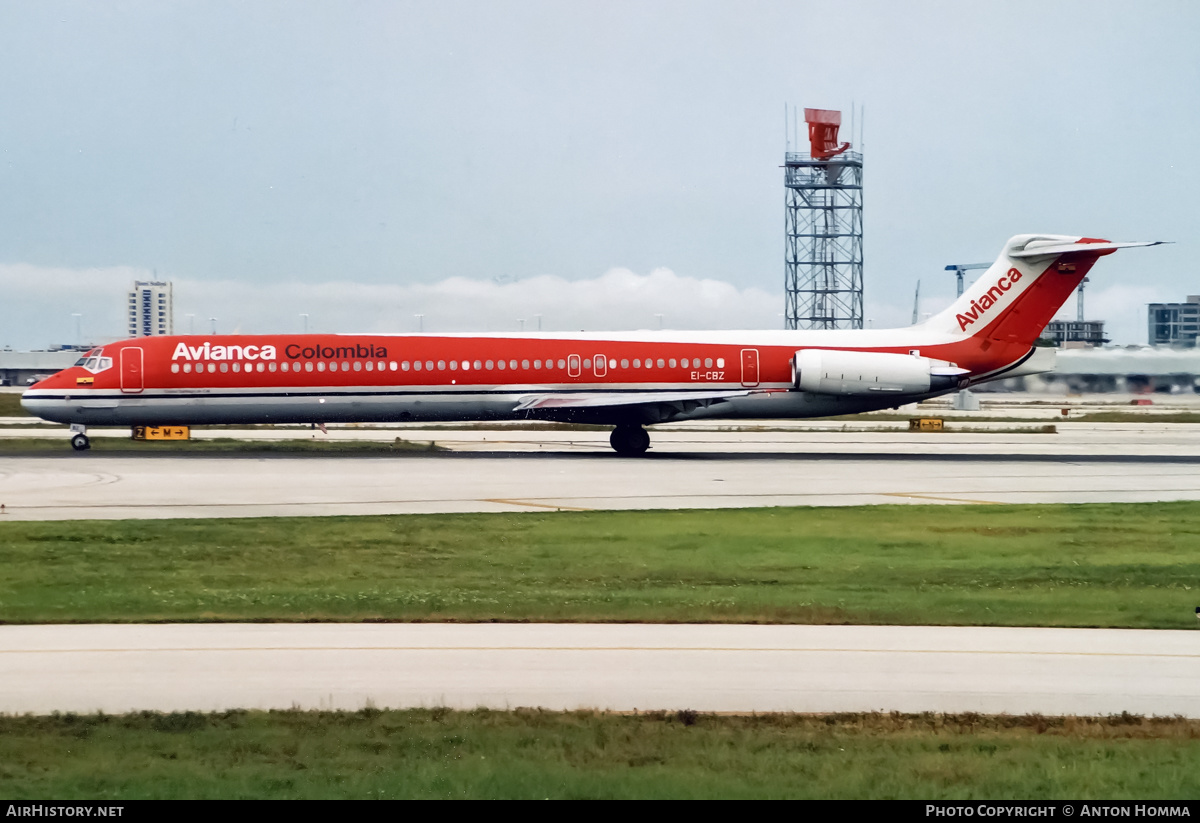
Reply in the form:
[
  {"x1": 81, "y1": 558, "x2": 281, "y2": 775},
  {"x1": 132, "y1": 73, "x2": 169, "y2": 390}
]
[
  {"x1": 121, "y1": 347, "x2": 144, "y2": 394},
  {"x1": 740, "y1": 348, "x2": 759, "y2": 387}
]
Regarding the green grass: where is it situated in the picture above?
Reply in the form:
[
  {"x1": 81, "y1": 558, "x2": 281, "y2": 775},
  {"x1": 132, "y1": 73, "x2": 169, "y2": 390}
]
[
  {"x1": 1073, "y1": 412, "x2": 1200, "y2": 424},
  {"x1": 2, "y1": 503, "x2": 1198, "y2": 627},
  {"x1": 0, "y1": 709, "x2": 1197, "y2": 799},
  {"x1": 0, "y1": 393, "x2": 28, "y2": 416},
  {"x1": 0, "y1": 436, "x2": 441, "y2": 454}
]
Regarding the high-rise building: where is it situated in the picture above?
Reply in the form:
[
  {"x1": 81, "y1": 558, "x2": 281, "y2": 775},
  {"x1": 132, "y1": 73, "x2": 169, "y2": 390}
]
[
  {"x1": 127, "y1": 281, "x2": 173, "y2": 337},
  {"x1": 1148, "y1": 296, "x2": 1200, "y2": 347}
]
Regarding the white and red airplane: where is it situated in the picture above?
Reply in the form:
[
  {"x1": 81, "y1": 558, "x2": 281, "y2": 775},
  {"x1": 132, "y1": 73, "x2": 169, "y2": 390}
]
[{"x1": 22, "y1": 234, "x2": 1160, "y2": 454}]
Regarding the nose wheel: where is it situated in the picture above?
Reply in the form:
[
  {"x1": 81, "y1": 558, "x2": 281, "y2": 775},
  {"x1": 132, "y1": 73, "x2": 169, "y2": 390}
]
[
  {"x1": 609, "y1": 425, "x2": 650, "y2": 456},
  {"x1": 70, "y1": 433, "x2": 91, "y2": 451}
]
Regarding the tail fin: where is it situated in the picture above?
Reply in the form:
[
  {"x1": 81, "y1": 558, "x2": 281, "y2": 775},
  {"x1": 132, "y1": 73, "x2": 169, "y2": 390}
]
[{"x1": 924, "y1": 235, "x2": 1162, "y2": 347}]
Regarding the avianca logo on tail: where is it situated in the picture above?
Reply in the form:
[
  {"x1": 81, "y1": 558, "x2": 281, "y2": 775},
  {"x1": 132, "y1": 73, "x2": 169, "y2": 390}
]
[
  {"x1": 172, "y1": 341, "x2": 278, "y2": 361},
  {"x1": 956, "y1": 268, "x2": 1023, "y2": 332}
]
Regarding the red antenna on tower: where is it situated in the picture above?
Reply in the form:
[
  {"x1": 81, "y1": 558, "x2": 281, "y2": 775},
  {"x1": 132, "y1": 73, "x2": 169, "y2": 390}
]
[{"x1": 804, "y1": 108, "x2": 850, "y2": 160}]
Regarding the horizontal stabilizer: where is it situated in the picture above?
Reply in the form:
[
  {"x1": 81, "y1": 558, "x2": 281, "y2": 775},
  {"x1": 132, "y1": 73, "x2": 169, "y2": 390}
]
[
  {"x1": 514, "y1": 389, "x2": 754, "y2": 412},
  {"x1": 1009, "y1": 240, "x2": 1167, "y2": 259}
]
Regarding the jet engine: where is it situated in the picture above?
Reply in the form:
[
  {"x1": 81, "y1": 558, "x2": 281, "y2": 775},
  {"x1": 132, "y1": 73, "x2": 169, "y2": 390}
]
[{"x1": 792, "y1": 349, "x2": 968, "y2": 396}]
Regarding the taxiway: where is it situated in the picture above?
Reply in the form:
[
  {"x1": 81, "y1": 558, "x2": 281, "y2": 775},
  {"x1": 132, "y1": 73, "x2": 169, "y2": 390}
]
[
  {"x1": 1, "y1": 424, "x2": 1199, "y2": 519},
  {"x1": 1, "y1": 623, "x2": 1195, "y2": 716}
]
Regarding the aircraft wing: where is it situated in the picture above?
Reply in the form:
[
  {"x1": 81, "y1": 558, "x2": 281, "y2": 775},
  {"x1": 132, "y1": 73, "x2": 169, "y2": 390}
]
[{"x1": 513, "y1": 389, "x2": 755, "y2": 412}]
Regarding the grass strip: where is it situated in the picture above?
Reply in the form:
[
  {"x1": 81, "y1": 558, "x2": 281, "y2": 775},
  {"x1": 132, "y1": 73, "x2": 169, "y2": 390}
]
[
  {"x1": 0, "y1": 436, "x2": 441, "y2": 454},
  {"x1": 0, "y1": 709, "x2": 1197, "y2": 799},
  {"x1": 1, "y1": 503, "x2": 1198, "y2": 627},
  {"x1": 0, "y1": 393, "x2": 29, "y2": 416}
]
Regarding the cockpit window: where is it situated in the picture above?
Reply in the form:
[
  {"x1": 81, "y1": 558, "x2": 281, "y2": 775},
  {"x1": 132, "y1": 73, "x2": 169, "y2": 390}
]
[{"x1": 79, "y1": 350, "x2": 112, "y2": 374}]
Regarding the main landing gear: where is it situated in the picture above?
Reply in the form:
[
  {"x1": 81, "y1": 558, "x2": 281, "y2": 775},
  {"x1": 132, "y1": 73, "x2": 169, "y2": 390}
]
[
  {"x1": 69, "y1": 425, "x2": 90, "y2": 452},
  {"x1": 609, "y1": 424, "x2": 650, "y2": 457}
]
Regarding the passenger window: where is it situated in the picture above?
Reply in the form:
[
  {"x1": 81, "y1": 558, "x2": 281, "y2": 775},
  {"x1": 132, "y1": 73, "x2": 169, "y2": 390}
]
[
  {"x1": 497, "y1": 360, "x2": 506, "y2": 370},
  {"x1": 669, "y1": 358, "x2": 677, "y2": 368},
  {"x1": 485, "y1": 360, "x2": 494, "y2": 370},
  {"x1": 425, "y1": 361, "x2": 433, "y2": 370},
  {"x1": 353, "y1": 362, "x2": 362, "y2": 371},
  {"x1": 510, "y1": 360, "x2": 518, "y2": 369},
  {"x1": 657, "y1": 358, "x2": 665, "y2": 368},
  {"x1": 557, "y1": 359, "x2": 565, "y2": 369},
  {"x1": 522, "y1": 359, "x2": 530, "y2": 369},
  {"x1": 305, "y1": 362, "x2": 314, "y2": 372},
  {"x1": 268, "y1": 363, "x2": 276, "y2": 372},
  {"x1": 171, "y1": 363, "x2": 179, "y2": 373},
  {"x1": 401, "y1": 361, "x2": 409, "y2": 371},
  {"x1": 232, "y1": 363, "x2": 240, "y2": 373},
  {"x1": 413, "y1": 361, "x2": 421, "y2": 371},
  {"x1": 633, "y1": 359, "x2": 640, "y2": 368},
  {"x1": 705, "y1": 358, "x2": 713, "y2": 368},
  {"x1": 717, "y1": 358, "x2": 724, "y2": 368},
  {"x1": 438, "y1": 360, "x2": 446, "y2": 370},
  {"x1": 450, "y1": 360, "x2": 458, "y2": 371},
  {"x1": 220, "y1": 363, "x2": 229, "y2": 373},
  {"x1": 460, "y1": 360, "x2": 469, "y2": 371},
  {"x1": 390, "y1": 362, "x2": 398, "y2": 371},
  {"x1": 183, "y1": 363, "x2": 191, "y2": 373},
  {"x1": 533, "y1": 360, "x2": 541, "y2": 369},
  {"x1": 583, "y1": 359, "x2": 591, "y2": 369},
  {"x1": 318, "y1": 362, "x2": 326, "y2": 372},
  {"x1": 343, "y1": 361, "x2": 351, "y2": 371},
  {"x1": 473, "y1": 360, "x2": 482, "y2": 370},
  {"x1": 620, "y1": 359, "x2": 629, "y2": 368},
  {"x1": 365, "y1": 361, "x2": 373, "y2": 371}
]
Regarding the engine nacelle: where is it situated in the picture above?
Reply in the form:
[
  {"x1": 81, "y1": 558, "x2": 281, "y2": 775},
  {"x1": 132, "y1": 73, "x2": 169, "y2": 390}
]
[{"x1": 792, "y1": 349, "x2": 966, "y2": 396}]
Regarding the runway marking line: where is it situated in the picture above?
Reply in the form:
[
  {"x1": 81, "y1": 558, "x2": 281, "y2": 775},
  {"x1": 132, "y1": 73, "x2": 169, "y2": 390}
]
[
  {"x1": 882, "y1": 492, "x2": 1004, "y2": 505},
  {"x1": 3, "y1": 646, "x2": 1198, "y2": 660},
  {"x1": 483, "y1": 498, "x2": 594, "y2": 512}
]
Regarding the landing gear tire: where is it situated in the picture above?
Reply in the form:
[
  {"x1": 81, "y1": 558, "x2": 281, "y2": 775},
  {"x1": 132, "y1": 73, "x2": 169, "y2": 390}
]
[
  {"x1": 70, "y1": 434, "x2": 90, "y2": 452},
  {"x1": 609, "y1": 425, "x2": 650, "y2": 456}
]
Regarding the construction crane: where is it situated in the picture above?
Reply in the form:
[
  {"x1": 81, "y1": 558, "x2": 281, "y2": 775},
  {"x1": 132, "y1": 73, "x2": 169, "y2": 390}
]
[{"x1": 945, "y1": 262, "x2": 990, "y2": 297}]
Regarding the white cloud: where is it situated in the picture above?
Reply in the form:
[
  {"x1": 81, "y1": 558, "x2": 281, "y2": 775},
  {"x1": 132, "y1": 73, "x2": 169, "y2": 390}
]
[
  {"x1": 0, "y1": 264, "x2": 783, "y2": 348},
  {"x1": 1, "y1": 262, "x2": 1155, "y2": 350}
]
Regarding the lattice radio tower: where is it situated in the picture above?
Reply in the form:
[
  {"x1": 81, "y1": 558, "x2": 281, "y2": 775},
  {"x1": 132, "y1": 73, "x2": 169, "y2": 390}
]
[{"x1": 784, "y1": 107, "x2": 863, "y2": 329}]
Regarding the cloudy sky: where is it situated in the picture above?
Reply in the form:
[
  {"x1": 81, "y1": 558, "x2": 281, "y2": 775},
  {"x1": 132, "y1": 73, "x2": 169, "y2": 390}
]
[{"x1": 1, "y1": 0, "x2": 1196, "y2": 348}]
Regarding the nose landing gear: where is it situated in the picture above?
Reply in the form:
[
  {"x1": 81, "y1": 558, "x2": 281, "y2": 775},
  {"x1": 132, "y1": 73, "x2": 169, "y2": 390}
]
[{"x1": 609, "y1": 424, "x2": 650, "y2": 456}]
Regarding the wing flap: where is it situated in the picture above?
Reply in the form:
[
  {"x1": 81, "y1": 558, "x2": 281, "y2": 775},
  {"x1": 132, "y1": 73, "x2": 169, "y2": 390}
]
[{"x1": 514, "y1": 389, "x2": 754, "y2": 412}]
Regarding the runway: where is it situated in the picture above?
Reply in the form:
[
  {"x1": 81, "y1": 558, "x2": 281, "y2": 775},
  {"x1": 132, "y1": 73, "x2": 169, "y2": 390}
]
[
  {"x1": 2, "y1": 424, "x2": 1200, "y2": 519},
  {"x1": 1, "y1": 623, "x2": 1196, "y2": 716}
]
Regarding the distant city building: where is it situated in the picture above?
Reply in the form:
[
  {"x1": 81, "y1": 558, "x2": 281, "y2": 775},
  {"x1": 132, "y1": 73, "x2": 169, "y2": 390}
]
[
  {"x1": 1148, "y1": 296, "x2": 1200, "y2": 348},
  {"x1": 1043, "y1": 319, "x2": 1106, "y2": 347},
  {"x1": 0, "y1": 349, "x2": 82, "y2": 386},
  {"x1": 127, "y1": 281, "x2": 173, "y2": 337}
]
